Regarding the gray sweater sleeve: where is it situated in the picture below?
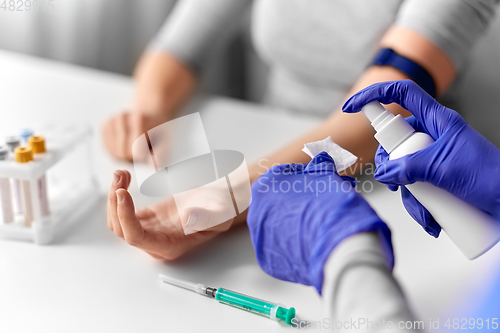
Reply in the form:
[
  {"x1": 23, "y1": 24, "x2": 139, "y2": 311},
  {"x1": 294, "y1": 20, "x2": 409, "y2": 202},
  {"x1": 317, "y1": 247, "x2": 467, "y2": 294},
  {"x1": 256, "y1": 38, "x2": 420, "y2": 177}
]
[
  {"x1": 149, "y1": 0, "x2": 251, "y2": 73},
  {"x1": 395, "y1": 0, "x2": 499, "y2": 70},
  {"x1": 322, "y1": 233, "x2": 419, "y2": 333}
]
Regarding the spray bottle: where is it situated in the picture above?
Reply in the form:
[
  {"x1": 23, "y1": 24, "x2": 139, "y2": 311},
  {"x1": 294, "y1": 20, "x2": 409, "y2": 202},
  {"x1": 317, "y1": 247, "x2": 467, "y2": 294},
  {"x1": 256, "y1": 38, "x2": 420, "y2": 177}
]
[{"x1": 362, "y1": 102, "x2": 500, "y2": 260}]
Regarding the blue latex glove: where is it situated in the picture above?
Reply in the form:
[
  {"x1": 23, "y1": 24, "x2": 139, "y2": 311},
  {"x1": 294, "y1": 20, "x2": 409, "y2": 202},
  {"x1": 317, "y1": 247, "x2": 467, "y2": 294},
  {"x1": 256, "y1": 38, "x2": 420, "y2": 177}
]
[
  {"x1": 247, "y1": 152, "x2": 393, "y2": 294},
  {"x1": 343, "y1": 80, "x2": 500, "y2": 237}
]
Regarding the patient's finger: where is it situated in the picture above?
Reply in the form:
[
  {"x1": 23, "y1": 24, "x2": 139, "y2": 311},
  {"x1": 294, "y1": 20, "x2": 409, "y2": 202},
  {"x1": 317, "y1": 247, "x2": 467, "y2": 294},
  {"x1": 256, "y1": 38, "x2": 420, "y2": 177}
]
[
  {"x1": 107, "y1": 171, "x2": 121, "y2": 231},
  {"x1": 107, "y1": 170, "x2": 130, "y2": 237},
  {"x1": 116, "y1": 188, "x2": 145, "y2": 246},
  {"x1": 121, "y1": 169, "x2": 131, "y2": 187},
  {"x1": 117, "y1": 189, "x2": 185, "y2": 259}
]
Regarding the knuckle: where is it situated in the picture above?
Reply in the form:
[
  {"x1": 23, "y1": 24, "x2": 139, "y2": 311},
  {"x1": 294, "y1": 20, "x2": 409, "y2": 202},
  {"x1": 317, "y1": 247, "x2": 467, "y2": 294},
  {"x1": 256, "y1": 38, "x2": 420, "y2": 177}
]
[
  {"x1": 119, "y1": 113, "x2": 129, "y2": 125},
  {"x1": 401, "y1": 79, "x2": 415, "y2": 89}
]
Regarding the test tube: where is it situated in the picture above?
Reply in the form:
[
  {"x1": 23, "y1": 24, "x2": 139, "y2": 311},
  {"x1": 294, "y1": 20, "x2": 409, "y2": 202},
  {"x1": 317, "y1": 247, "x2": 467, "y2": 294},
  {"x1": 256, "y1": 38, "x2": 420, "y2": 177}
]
[
  {"x1": 0, "y1": 146, "x2": 14, "y2": 224},
  {"x1": 5, "y1": 136, "x2": 23, "y2": 214},
  {"x1": 14, "y1": 147, "x2": 34, "y2": 227},
  {"x1": 19, "y1": 128, "x2": 34, "y2": 145},
  {"x1": 28, "y1": 136, "x2": 50, "y2": 216}
]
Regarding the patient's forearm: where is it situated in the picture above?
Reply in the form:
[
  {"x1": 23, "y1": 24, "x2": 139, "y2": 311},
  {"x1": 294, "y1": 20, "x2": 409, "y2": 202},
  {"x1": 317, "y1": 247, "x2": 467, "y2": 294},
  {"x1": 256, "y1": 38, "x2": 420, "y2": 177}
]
[
  {"x1": 231, "y1": 68, "x2": 412, "y2": 227},
  {"x1": 248, "y1": 26, "x2": 455, "y2": 182},
  {"x1": 233, "y1": 27, "x2": 456, "y2": 227},
  {"x1": 133, "y1": 51, "x2": 196, "y2": 121},
  {"x1": 248, "y1": 65, "x2": 411, "y2": 182}
]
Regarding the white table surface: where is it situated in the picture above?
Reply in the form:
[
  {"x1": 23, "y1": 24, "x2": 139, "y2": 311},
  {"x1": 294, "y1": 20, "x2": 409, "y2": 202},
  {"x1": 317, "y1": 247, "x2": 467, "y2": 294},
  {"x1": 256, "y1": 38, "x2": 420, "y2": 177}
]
[{"x1": 1, "y1": 50, "x2": 500, "y2": 332}]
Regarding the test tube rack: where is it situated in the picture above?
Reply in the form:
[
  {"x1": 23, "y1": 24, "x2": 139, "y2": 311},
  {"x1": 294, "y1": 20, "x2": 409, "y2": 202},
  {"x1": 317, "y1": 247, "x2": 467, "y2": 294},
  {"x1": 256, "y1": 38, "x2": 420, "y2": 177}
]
[{"x1": 0, "y1": 125, "x2": 100, "y2": 245}]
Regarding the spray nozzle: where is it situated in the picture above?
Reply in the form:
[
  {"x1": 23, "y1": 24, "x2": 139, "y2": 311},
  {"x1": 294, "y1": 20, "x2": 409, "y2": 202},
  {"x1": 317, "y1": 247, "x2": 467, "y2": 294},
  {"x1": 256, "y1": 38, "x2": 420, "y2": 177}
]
[
  {"x1": 362, "y1": 102, "x2": 386, "y2": 122},
  {"x1": 361, "y1": 102, "x2": 415, "y2": 153}
]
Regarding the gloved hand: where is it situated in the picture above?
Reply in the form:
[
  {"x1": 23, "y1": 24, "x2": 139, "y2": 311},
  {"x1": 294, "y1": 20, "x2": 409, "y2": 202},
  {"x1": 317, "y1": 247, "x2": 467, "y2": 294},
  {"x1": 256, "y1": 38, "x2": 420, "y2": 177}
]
[
  {"x1": 247, "y1": 152, "x2": 393, "y2": 294},
  {"x1": 343, "y1": 80, "x2": 500, "y2": 237}
]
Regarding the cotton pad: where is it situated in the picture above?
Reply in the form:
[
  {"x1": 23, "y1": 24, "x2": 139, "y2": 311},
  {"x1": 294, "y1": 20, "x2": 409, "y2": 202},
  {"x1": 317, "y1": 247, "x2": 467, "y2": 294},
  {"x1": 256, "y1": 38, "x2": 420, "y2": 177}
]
[{"x1": 302, "y1": 136, "x2": 357, "y2": 172}]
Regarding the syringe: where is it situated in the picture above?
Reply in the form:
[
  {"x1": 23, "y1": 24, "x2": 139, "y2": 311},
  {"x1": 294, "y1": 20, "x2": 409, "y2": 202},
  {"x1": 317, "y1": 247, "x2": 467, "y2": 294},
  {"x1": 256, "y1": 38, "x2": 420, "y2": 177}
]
[{"x1": 159, "y1": 274, "x2": 296, "y2": 325}]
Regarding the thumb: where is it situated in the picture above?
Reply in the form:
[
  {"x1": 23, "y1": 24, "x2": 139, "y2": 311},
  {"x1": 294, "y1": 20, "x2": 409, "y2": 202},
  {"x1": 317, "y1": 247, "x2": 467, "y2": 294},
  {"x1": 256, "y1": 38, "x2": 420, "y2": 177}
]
[
  {"x1": 116, "y1": 189, "x2": 145, "y2": 244},
  {"x1": 305, "y1": 152, "x2": 337, "y2": 174}
]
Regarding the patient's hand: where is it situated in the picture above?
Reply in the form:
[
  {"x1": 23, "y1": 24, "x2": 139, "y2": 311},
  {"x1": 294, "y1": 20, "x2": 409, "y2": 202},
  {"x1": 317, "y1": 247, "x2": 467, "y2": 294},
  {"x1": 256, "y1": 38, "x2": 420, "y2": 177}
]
[
  {"x1": 101, "y1": 51, "x2": 195, "y2": 162},
  {"x1": 101, "y1": 112, "x2": 164, "y2": 162},
  {"x1": 107, "y1": 170, "x2": 234, "y2": 259}
]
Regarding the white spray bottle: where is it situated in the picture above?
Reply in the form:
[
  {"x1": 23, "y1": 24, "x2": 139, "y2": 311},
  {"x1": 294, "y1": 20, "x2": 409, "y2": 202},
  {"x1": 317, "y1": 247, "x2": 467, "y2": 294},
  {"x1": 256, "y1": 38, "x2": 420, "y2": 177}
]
[{"x1": 362, "y1": 102, "x2": 500, "y2": 259}]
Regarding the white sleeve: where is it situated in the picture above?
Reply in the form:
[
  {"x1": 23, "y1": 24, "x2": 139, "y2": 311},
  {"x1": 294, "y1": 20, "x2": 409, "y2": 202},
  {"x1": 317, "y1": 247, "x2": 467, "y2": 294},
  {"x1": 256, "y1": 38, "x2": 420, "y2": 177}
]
[{"x1": 322, "y1": 233, "x2": 421, "y2": 332}]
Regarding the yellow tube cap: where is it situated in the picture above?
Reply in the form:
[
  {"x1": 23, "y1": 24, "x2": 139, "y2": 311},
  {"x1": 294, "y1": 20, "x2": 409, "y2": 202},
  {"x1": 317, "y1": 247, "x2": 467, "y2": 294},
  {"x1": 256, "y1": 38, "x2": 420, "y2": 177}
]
[
  {"x1": 15, "y1": 146, "x2": 34, "y2": 163},
  {"x1": 28, "y1": 135, "x2": 46, "y2": 154}
]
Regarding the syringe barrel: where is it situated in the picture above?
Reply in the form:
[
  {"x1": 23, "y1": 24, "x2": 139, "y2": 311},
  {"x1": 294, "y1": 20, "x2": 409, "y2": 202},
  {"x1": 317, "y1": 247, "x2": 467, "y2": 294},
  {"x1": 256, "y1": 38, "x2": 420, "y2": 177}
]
[{"x1": 215, "y1": 288, "x2": 295, "y2": 325}]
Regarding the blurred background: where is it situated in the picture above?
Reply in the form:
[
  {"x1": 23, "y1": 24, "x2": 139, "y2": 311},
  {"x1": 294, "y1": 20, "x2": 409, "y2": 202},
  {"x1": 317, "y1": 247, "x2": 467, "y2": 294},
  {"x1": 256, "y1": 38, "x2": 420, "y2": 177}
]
[{"x1": 0, "y1": 0, "x2": 499, "y2": 145}]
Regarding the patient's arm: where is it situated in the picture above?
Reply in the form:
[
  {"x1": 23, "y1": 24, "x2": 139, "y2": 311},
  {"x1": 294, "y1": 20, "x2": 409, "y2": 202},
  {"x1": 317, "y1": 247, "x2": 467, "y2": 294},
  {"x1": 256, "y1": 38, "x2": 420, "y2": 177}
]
[
  {"x1": 101, "y1": 51, "x2": 196, "y2": 161},
  {"x1": 248, "y1": 0, "x2": 500, "y2": 182},
  {"x1": 102, "y1": 0, "x2": 250, "y2": 161},
  {"x1": 247, "y1": 26, "x2": 455, "y2": 184}
]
